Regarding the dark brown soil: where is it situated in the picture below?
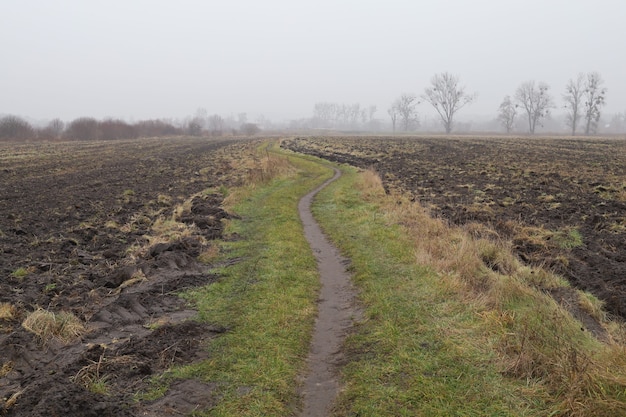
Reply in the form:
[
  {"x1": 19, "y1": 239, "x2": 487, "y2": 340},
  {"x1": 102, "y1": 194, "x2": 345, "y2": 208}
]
[
  {"x1": 282, "y1": 136, "x2": 626, "y2": 321},
  {"x1": 0, "y1": 137, "x2": 258, "y2": 416}
]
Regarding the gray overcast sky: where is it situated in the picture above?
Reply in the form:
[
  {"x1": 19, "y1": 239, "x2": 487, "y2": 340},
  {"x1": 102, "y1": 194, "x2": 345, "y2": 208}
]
[{"x1": 1, "y1": 0, "x2": 624, "y2": 122}]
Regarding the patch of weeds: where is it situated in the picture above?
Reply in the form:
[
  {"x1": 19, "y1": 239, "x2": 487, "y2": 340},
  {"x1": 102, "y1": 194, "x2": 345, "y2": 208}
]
[
  {"x1": 553, "y1": 228, "x2": 583, "y2": 249},
  {"x1": 120, "y1": 189, "x2": 136, "y2": 204},
  {"x1": 197, "y1": 244, "x2": 220, "y2": 264},
  {"x1": 44, "y1": 283, "x2": 57, "y2": 293},
  {"x1": 157, "y1": 194, "x2": 172, "y2": 207},
  {"x1": 501, "y1": 196, "x2": 516, "y2": 206},
  {"x1": 10, "y1": 267, "x2": 30, "y2": 279},
  {"x1": 538, "y1": 193, "x2": 556, "y2": 203},
  {"x1": 105, "y1": 220, "x2": 119, "y2": 229},
  {"x1": 109, "y1": 270, "x2": 148, "y2": 295},
  {"x1": 0, "y1": 303, "x2": 17, "y2": 321},
  {"x1": 477, "y1": 239, "x2": 517, "y2": 275},
  {"x1": 143, "y1": 317, "x2": 170, "y2": 330},
  {"x1": 71, "y1": 353, "x2": 116, "y2": 396},
  {"x1": 594, "y1": 184, "x2": 618, "y2": 200},
  {"x1": 609, "y1": 220, "x2": 626, "y2": 233},
  {"x1": 87, "y1": 377, "x2": 110, "y2": 395},
  {"x1": 508, "y1": 224, "x2": 581, "y2": 251},
  {"x1": 134, "y1": 378, "x2": 170, "y2": 402},
  {"x1": 0, "y1": 361, "x2": 13, "y2": 378},
  {"x1": 516, "y1": 267, "x2": 569, "y2": 290},
  {"x1": 577, "y1": 290, "x2": 607, "y2": 323}
]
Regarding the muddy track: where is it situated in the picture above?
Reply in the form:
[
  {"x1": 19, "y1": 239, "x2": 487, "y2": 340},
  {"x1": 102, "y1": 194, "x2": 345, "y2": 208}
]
[{"x1": 298, "y1": 168, "x2": 359, "y2": 417}]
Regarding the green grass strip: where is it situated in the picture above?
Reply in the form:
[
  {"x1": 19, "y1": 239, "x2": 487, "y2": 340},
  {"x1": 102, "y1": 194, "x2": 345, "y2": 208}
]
[
  {"x1": 311, "y1": 165, "x2": 554, "y2": 416},
  {"x1": 175, "y1": 152, "x2": 334, "y2": 416}
]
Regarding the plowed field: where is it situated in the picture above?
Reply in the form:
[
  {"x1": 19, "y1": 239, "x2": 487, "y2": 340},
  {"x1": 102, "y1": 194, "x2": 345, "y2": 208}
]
[
  {"x1": 0, "y1": 137, "x2": 258, "y2": 416},
  {"x1": 283, "y1": 136, "x2": 626, "y2": 319}
]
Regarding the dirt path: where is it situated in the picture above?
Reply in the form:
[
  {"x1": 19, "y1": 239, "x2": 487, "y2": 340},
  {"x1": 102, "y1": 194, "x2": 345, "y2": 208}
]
[{"x1": 298, "y1": 168, "x2": 359, "y2": 417}]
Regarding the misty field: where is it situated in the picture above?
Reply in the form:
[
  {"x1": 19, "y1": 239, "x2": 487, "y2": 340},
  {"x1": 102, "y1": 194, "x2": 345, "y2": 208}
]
[{"x1": 3, "y1": 135, "x2": 626, "y2": 416}]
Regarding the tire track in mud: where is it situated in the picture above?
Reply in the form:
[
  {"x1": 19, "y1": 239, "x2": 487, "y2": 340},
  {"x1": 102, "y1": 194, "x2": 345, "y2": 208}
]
[{"x1": 298, "y1": 168, "x2": 359, "y2": 417}]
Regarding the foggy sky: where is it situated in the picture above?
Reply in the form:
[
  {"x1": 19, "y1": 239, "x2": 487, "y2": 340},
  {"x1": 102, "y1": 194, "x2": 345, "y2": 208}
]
[{"x1": 2, "y1": 0, "x2": 625, "y2": 123}]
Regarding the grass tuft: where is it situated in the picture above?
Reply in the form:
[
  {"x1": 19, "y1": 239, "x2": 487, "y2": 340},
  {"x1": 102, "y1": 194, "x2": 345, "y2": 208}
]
[
  {"x1": 22, "y1": 308, "x2": 86, "y2": 344},
  {"x1": 0, "y1": 303, "x2": 17, "y2": 321},
  {"x1": 10, "y1": 267, "x2": 30, "y2": 279}
]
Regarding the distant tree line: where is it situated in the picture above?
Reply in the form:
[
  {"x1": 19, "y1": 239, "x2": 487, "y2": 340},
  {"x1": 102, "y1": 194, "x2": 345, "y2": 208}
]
[
  {"x1": 308, "y1": 72, "x2": 626, "y2": 136},
  {"x1": 0, "y1": 116, "x2": 182, "y2": 142},
  {"x1": 384, "y1": 71, "x2": 612, "y2": 135},
  {"x1": 497, "y1": 72, "x2": 607, "y2": 135},
  {"x1": 0, "y1": 112, "x2": 262, "y2": 142},
  {"x1": 311, "y1": 102, "x2": 377, "y2": 130}
]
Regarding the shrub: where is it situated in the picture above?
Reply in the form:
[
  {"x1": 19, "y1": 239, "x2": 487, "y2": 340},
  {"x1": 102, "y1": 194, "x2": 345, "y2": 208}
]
[{"x1": 0, "y1": 115, "x2": 34, "y2": 141}]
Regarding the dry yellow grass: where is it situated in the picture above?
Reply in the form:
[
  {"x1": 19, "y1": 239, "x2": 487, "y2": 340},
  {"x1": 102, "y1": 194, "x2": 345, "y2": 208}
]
[
  {"x1": 0, "y1": 303, "x2": 17, "y2": 321},
  {"x1": 3, "y1": 389, "x2": 23, "y2": 413},
  {"x1": 241, "y1": 142, "x2": 296, "y2": 186},
  {"x1": 198, "y1": 244, "x2": 220, "y2": 264},
  {"x1": 354, "y1": 168, "x2": 626, "y2": 416},
  {"x1": 22, "y1": 308, "x2": 86, "y2": 344},
  {"x1": 71, "y1": 354, "x2": 135, "y2": 395},
  {"x1": 0, "y1": 361, "x2": 13, "y2": 378}
]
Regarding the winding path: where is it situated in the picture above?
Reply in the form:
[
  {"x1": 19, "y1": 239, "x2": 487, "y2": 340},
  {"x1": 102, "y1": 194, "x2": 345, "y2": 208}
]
[{"x1": 298, "y1": 168, "x2": 359, "y2": 417}]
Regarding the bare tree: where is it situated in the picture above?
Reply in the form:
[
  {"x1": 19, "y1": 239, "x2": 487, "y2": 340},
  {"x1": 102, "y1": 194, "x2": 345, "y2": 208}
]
[
  {"x1": 36, "y1": 118, "x2": 64, "y2": 140},
  {"x1": 313, "y1": 102, "x2": 335, "y2": 128},
  {"x1": 241, "y1": 123, "x2": 260, "y2": 136},
  {"x1": 65, "y1": 117, "x2": 100, "y2": 140},
  {"x1": 46, "y1": 118, "x2": 65, "y2": 139},
  {"x1": 187, "y1": 117, "x2": 204, "y2": 136},
  {"x1": 237, "y1": 112, "x2": 248, "y2": 128},
  {"x1": 497, "y1": 95, "x2": 517, "y2": 133},
  {"x1": 515, "y1": 81, "x2": 554, "y2": 134},
  {"x1": 348, "y1": 103, "x2": 361, "y2": 129},
  {"x1": 208, "y1": 114, "x2": 224, "y2": 136},
  {"x1": 583, "y1": 72, "x2": 606, "y2": 135},
  {"x1": 367, "y1": 105, "x2": 377, "y2": 130},
  {"x1": 0, "y1": 115, "x2": 34, "y2": 141},
  {"x1": 392, "y1": 94, "x2": 419, "y2": 132},
  {"x1": 195, "y1": 107, "x2": 207, "y2": 129},
  {"x1": 134, "y1": 119, "x2": 181, "y2": 137},
  {"x1": 563, "y1": 74, "x2": 584, "y2": 135},
  {"x1": 99, "y1": 119, "x2": 137, "y2": 140},
  {"x1": 368, "y1": 105, "x2": 377, "y2": 122},
  {"x1": 422, "y1": 72, "x2": 475, "y2": 134},
  {"x1": 387, "y1": 105, "x2": 399, "y2": 133}
]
